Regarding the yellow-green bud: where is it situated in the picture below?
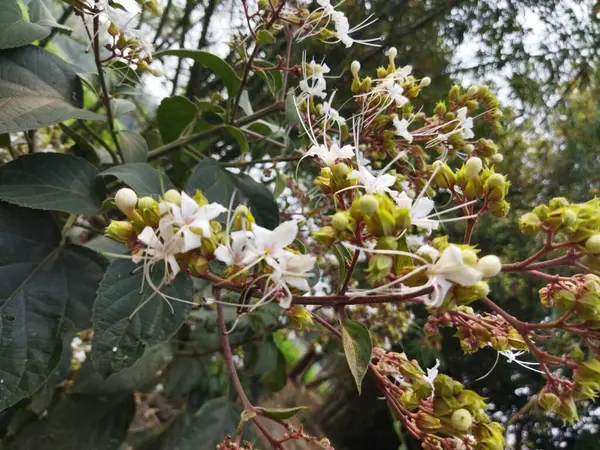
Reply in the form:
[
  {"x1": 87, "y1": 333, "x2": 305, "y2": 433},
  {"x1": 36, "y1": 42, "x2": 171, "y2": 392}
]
[
  {"x1": 108, "y1": 22, "x2": 119, "y2": 37},
  {"x1": 476, "y1": 255, "x2": 502, "y2": 278},
  {"x1": 419, "y1": 77, "x2": 431, "y2": 88},
  {"x1": 288, "y1": 305, "x2": 313, "y2": 329},
  {"x1": 519, "y1": 212, "x2": 542, "y2": 235},
  {"x1": 449, "y1": 85, "x2": 460, "y2": 103},
  {"x1": 188, "y1": 255, "x2": 209, "y2": 276},
  {"x1": 462, "y1": 249, "x2": 478, "y2": 266},
  {"x1": 333, "y1": 162, "x2": 351, "y2": 178},
  {"x1": 557, "y1": 397, "x2": 578, "y2": 424},
  {"x1": 455, "y1": 281, "x2": 490, "y2": 305},
  {"x1": 490, "y1": 153, "x2": 504, "y2": 163},
  {"x1": 464, "y1": 144, "x2": 475, "y2": 153},
  {"x1": 561, "y1": 209, "x2": 577, "y2": 227},
  {"x1": 164, "y1": 189, "x2": 181, "y2": 205},
  {"x1": 465, "y1": 157, "x2": 483, "y2": 178},
  {"x1": 105, "y1": 220, "x2": 136, "y2": 244},
  {"x1": 415, "y1": 412, "x2": 441, "y2": 432},
  {"x1": 467, "y1": 86, "x2": 479, "y2": 97},
  {"x1": 538, "y1": 392, "x2": 561, "y2": 412},
  {"x1": 451, "y1": 408, "x2": 473, "y2": 432},
  {"x1": 549, "y1": 197, "x2": 569, "y2": 210},
  {"x1": 586, "y1": 235, "x2": 600, "y2": 254},
  {"x1": 489, "y1": 200, "x2": 510, "y2": 217},
  {"x1": 313, "y1": 226, "x2": 336, "y2": 246},
  {"x1": 137, "y1": 196, "x2": 156, "y2": 211},
  {"x1": 484, "y1": 173, "x2": 505, "y2": 189},
  {"x1": 359, "y1": 194, "x2": 379, "y2": 215},
  {"x1": 350, "y1": 60, "x2": 361, "y2": 78},
  {"x1": 332, "y1": 212, "x2": 350, "y2": 231},
  {"x1": 434, "y1": 101, "x2": 447, "y2": 116}
]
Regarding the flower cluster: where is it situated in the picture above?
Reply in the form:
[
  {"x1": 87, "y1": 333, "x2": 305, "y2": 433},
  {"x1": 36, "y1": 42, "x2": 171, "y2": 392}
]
[{"x1": 372, "y1": 348, "x2": 506, "y2": 450}]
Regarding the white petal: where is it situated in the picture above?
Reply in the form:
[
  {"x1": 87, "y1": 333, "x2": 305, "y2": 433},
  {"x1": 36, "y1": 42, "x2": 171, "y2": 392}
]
[
  {"x1": 180, "y1": 192, "x2": 199, "y2": 223},
  {"x1": 285, "y1": 276, "x2": 311, "y2": 292},
  {"x1": 138, "y1": 227, "x2": 161, "y2": 249},
  {"x1": 214, "y1": 245, "x2": 233, "y2": 266},
  {"x1": 167, "y1": 255, "x2": 180, "y2": 278},
  {"x1": 427, "y1": 276, "x2": 452, "y2": 307},
  {"x1": 271, "y1": 220, "x2": 298, "y2": 251},
  {"x1": 181, "y1": 228, "x2": 202, "y2": 253},
  {"x1": 445, "y1": 265, "x2": 483, "y2": 287},
  {"x1": 412, "y1": 197, "x2": 435, "y2": 219}
]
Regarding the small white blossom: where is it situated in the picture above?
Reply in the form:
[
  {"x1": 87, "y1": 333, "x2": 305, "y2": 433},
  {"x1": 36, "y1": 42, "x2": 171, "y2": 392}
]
[
  {"x1": 347, "y1": 166, "x2": 397, "y2": 195},
  {"x1": 392, "y1": 117, "x2": 413, "y2": 143},
  {"x1": 244, "y1": 220, "x2": 299, "y2": 266},
  {"x1": 214, "y1": 230, "x2": 251, "y2": 267},
  {"x1": 268, "y1": 251, "x2": 316, "y2": 308},
  {"x1": 456, "y1": 107, "x2": 474, "y2": 139},
  {"x1": 423, "y1": 359, "x2": 440, "y2": 397},
  {"x1": 306, "y1": 142, "x2": 354, "y2": 166},
  {"x1": 393, "y1": 192, "x2": 439, "y2": 232}
]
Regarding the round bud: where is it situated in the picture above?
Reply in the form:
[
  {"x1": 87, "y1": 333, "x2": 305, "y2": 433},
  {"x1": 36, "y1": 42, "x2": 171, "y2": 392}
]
[
  {"x1": 419, "y1": 76, "x2": 431, "y2": 88},
  {"x1": 358, "y1": 194, "x2": 379, "y2": 215},
  {"x1": 137, "y1": 196, "x2": 155, "y2": 210},
  {"x1": 476, "y1": 255, "x2": 502, "y2": 278},
  {"x1": 333, "y1": 162, "x2": 351, "y2": 178},
  {"x1": 485, "y1": 173, "x2": 506, "y2": 189},
  {"x1": 538, "y1": 392, "x2": 561, "y2": 412},
  {"x1": 386, "y1": 46, "x2": 398, "y2": 61},
  {"x1": 561, "y1": 209, "x2": 577, "y2": 226},
  {"x1": 450, "y1": 408, "x2": 473, "y2": 432},
  {"x1": 473, "y1": 281, "x2": 490, "y2": 298},
  {"x1": 332, "y1": 212, "x2": 349, "y2": 231},
  {"x1": 107, "y1": 23, "x2": 119, "y2": 37},
  {"x1": 350, "y1": 60, "x2": 361, "y2": 78},
  {"x1": 465, "y1": 157, "x2": 483, "y2": 178},
  {"x1": 115, "y1": 188, "x2": 138, "y2": 213},
  {"x1": 464, "y1": 144, "x2": 475, "y2": 153},
  {"x1": 320, "y1": 167, "x2": 333, "y2": 178},
  {"x1": 461, "y1": 249, "x2": 478, "y2": 266},
  {"x1": 586, "y1": 235, "x2": 600, "y2": 254},
  {"x1": 490, "y1": 153, "x2": 504, "y2": 163},
  {"x1": 164, "y1": 189, "x2": 181, "y2": 205},
  {"x1": 467, "y1": 86, "x2": 479, "y2": 97},
  {"x1": 235, "y1": 205, "x2": 249, "y2": 216}
]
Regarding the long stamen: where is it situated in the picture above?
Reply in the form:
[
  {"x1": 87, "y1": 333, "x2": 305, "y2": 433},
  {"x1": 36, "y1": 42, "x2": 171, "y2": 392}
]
[
  {"x1": 348, "y1": 266, "x2": 430, "y2": 296},
  {"x1": 344, "y1": 243, "x2": 430, "y2": 265}
]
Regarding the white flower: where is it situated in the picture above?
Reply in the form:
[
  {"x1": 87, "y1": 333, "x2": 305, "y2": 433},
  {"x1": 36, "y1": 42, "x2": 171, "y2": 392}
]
[
  {"x1": 426, "y1": 245, "x2": 483, "y2": 307},
  {"x1": 268, "y1": 251, "x2": 316, "y2": 308},
  {"x1": 393, "y1": 192, "x2": 439, "y2": 232},
  {"x1": 321, "y1": 100, "x2": 346, "y2": 126},
  {"x1": 332, "y1": 14, "x2": 381, "y2": 48},
  {"x1": 499, "y1": 350, "x2": 543, "y2": 373},
  {"x1": 244, "y1": 220, "x2": 299, "y2": 266},
  {"x1": 392, "y1": 117, "x2": 413, "y2": 143},
  {"x1": 423, "y1": 359, "x2": 440, "y2": 397},
  {"x1": 299, "y1": 59, "x2": 329, "y2": 99},
  {"x1": 214, "y1": 230, "x2": 250, "y2": 267},
  {"x1": 306, "y1": 143, "x2": 354, "y2": 166},
  {"x1": 377, "y1": 78, "x2": 409, "y2": 107},
  {"x1": 167, "y1": 192, "x2": 226, "y2": 252},
  {"x1": 347, "y1": 166, "x2": 397, "y2": 195},
  {"x1": 457, "y1": 107, "x2": 474, "y2": 139},
  {"x1": 135, "y1": 219, "x2": 183, "y2": 279}
]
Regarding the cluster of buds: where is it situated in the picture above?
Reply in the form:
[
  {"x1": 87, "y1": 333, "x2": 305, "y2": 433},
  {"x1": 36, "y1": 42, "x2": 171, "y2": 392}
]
[
  {"x1": 539, "y1": 274, "x2": 600, "y2": 321},
  {"x1": 372, "y1": 348, "x2": 506, "y2": 450},
  {"x1": 426, "y1": 306, "x2": 527, "y2": 354},
  {"x1": 216, "y1": 435, "x2": 253, "y2": 450},
  {"x1": 519, "y1": 197, "x2": 600, "y2": 245}
]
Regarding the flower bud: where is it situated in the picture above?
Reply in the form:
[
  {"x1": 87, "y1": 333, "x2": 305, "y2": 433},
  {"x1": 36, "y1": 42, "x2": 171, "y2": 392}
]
[
  {"x1": 115, "y1": 188, "x2": 138, "y2": 213},
  {"x1": 557, "y1": 397, "x2": 578, "y2": 424},
  {"x1": 164, "y1": 189, "x2": 181, "y2": 205},
  {"x1": 108, "y1": 23, "x2": 119, "y2": 37},
  {"x1": 465, "y1": 157, "x2": 482, "y2": 178},
  {"x1": 332, "y1": 212, "x2": 350, "y2": 231},
  {"x1": 105, "y1": 220, "x2": 136, "y2": 244},
  {"x1": 467, "y1": 86, "x2": 479, "y2": 97},
  {"x1": 188, "y1": 255, "x2": 209, "y2": 276},
  {"x1": 288, "y1": 305, "x2": 313, "y2": 329},
  {"x1": 519, "y1": 212, "x2": 542, "y2": 234},
  {"x1": 462, "y1": 249, "x2": 478, "y2": 266},
  {"x1": 138, "y1": 196, "x2": 156, "y2": 211},
  {"x1": 415, "y1": 412, "x2": 441, "y2": 432},
  {"x1": 434, "y1": 101, "x2": 447, "y2": 116},
  {"x1": 432, "y1": 161, "x2": 456, "y2": 189},
  {"x1": 386, "y1": 46, "x2": 397, "y2": 62},
  {"x1": 350, "y1": 60, "x2": 361, "y2": 78},
  {"x1": 538, "y1": 392, "x2": 561, "y2": 412},
  {"x1": 549, "y1": 197, "x2": 569, "y2": 210},
  {"x1": 561, "y1": 209, "x2": 577, "y2": 227},
  {"x1": 454, "y1": 281, "x2": 490, "y2": 305},
  {"x1": 449, "y1": 85, "x2": 460, "y2": 103},
  {"x1": 586, "y1": 235, "x2": 600, "y2": 254},
  {"x1": 476, "y1": 255, "x2": 501, "y2": 278},
  {"x1": 359, "y1": 194, "x2": 379, "y2": 215},
  {"x1": 419, "y1": 77, "x2": 431, "y2": 88},
  {"x1": 451, "y1": 408, "x2": 473, "y2": 432},
  {"x1": 484, "y1": 173, "x2": 505, "y2": 190},
  {"x1": 365, "y1": 255, "x2": 393, "y2": 285},
  {"x1": 464, "y1": 143, "x2": 475, "y2": 153},
  {"x1": 490, "y1": 153, "x2": 504, "y2": 164},
  {"x1": 313, "y1": 226, "x2": 336, "y2": 246}
]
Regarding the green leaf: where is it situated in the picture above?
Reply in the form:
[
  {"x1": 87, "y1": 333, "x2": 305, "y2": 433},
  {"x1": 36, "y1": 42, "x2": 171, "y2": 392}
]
[
  {"x1": 341, "y1": 319, "x2": 373, "y2": 394},
  {"x1": 0, "y1": 46, "x2": 103, "y2": 133},
  {"x1": 177, "y1": 397, "x2": 245, "y2": 450},
  {"x1": 255, "y1": 338, "x2": 287, "y2": 392},
  {"x1": 333, "y1": 243, "x2": 353, "y2": 290},
  {"x1": 111, "y1": 98, "x2": 136, "y2": 116},
  {"x1": 28, "y1": 0, "x2": 72, "y2": 34},
  {"x1": 256, "y1": 29, "x2": 276, "y2": 44},
  {"x1": 0, "y1": 0, "x2": 50, "y2": 49},
  {"x1": 0, "y1": 203, "x2": 107, "y2": 411},
  {"x1": 285, "y1": 89, "x2": 302, "y2": 126},
  {"x1": 0, "y1": 153, "x2": 105, "y2": 215},
  {"x1": 154, "y1": 49, "x2": 241, "y2": 98},
  {"x1": 6, "y1": 393, "x2": 134, "y2": 450},
  {"x1": 257, "y1": 406, "x2": 308, "y2": 420},
  {"x1": 156, "y1": 96, "x2": 198, "y2": 144},
  {"x1": 101, "y1": 163, "x2": 175, "y2": 197},
  {"x1": 59, "y1": 123, "x2": 98, "y2": 164},
  {"x1": 274, "y1": 171, "x2": 286, "y2": 198},
  {"x1": 223, "y1": 125, "x2": 248, "y2": 154},
  {"x1": 91, "y1": 259, "x2": 192, "y2": 376},
  {"x1": 119, "y1": 130, "x2": 148, "y2": 163},
  {"x1": 185, "y1": 158, "x2": 279, "y2": 229}
]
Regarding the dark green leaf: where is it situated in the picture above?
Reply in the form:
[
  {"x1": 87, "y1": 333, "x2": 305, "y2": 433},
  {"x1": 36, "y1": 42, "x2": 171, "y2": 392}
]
[
  {"x1": 257, "y1": 406, "x2": 308, "y2": 420},
  {"x1": 341, "y1": 319, "x2": 372, "y2": 394},
  {"x1": 0, "y1": 153, "x2": 105, "y2": 215},
  {"x1": 166, "y1": 357, "x2": 207, "y2": 401},
  {"x1": 91, "y1": 259, "x2": 192, "y2": 376},
  {"x1": 156, "y1": 96, "x2": 198, "y2": 144},
  {"x1": 0, "y1": 46, "x2": 103, "y2": 133},
  {"x1": 177, "y1": 397, "x2": 245, "y2": 450},
  {"x1": 119, "y1": 130, "x2": 148, "y2": 163},
  {"x1": 154, "y1": 50, "x2": 241, "y2": 98},
  {"x1": 59, "y1": 123, "x2": 98, "y2": 164},
  {"x1": 6, "y1": 393, "x2": 134, "y2": 450},
  {"x1": 0, "y1": 203, "x2": 107, "y2": 411},
  {"x1": 101, "y1": 163, "x2": 175, "y2": 197},
  {"x1": 185, "y1": 158, "x2": 279, "y2": 229},
  {"x1": 254, "y1": 338, "x2": 287, "y2": 393},
  {"x1": 0, "y1": 0, "x2": 49, "y2": 49},
  {"x1": 111, "y1": 98, "x2": 136, "y2": 116},
  {"x1": 223, "y1": 125, "x2": 249, "y2": 154}
]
